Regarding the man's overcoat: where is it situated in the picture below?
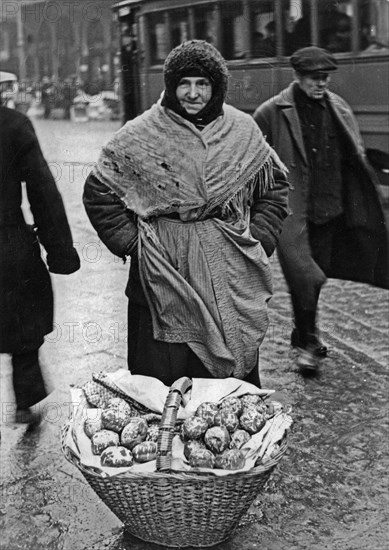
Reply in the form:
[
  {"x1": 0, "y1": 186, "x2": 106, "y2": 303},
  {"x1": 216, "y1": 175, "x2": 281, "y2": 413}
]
[
  {"x1": 254, "y1": 82, "x2": 389, "y2": 305},
  {"x1": 0, "y1": 106, "x2": 80, "y2": 352}
]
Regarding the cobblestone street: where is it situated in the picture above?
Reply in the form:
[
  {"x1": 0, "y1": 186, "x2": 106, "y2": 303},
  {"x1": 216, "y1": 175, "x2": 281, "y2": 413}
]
[{"x1": 1, "y1": 119, "x2": 388, "y2": 550}]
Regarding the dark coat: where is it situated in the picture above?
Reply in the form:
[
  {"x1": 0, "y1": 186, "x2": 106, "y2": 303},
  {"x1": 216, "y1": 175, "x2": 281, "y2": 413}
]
[
  {"x1": 0, "y1": 106, "x2": 80, "y2": 352},
  {"x1": 253, "y1": 82, "x2": 389, "y2": 306}
]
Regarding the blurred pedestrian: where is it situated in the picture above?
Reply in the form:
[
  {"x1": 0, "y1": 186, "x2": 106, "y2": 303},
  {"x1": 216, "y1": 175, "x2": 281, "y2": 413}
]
[
  {"x1": 41, "y1": 76, "x2": 53, "y2": 119},
  {"x1": 0, "y1": 104, "x2": 80, "y2": 426},
  {"x1": 253, "y1": 46, "x2": 389, "y2": 375},
  {"x1": 83, "y1": 40, "x2": 289, "y2": 388},
  {"x1": 62, "y1": 78, "x2": 76, "y2": 120}
]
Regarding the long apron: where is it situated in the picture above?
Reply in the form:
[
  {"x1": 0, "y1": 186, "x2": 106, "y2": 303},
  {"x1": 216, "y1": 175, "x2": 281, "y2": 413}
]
[{"x1": 137, "y1": 216, "x2": 273, "y2": 379}]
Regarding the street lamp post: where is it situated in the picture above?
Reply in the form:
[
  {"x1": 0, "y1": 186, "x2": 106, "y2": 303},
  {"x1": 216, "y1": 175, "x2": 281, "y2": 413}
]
[{"x1": 16, "y1": 3, "x2": 26, "y2": 81}]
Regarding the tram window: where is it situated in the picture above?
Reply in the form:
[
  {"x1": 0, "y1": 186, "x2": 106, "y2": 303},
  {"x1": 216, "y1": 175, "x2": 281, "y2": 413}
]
[
  {"x1": 250, "y1": 1, "x2": 276, "y2": 58},
  {"x1": 359, "y1": 0, "x2": 389, "y2": 55},
  {"x1": 170, "y1": 9, "x2": 189, "y2": 48},
  {"x1": 194, "y1": 5, "x2": 218, "y2": 45},
  {"x1": 220, "y1": 1, "x2": 246, "y2": 59},
  {"x1": 286, "y1": 0, "x2": 353, "y2": 55},
  {"x1": 149, "y1": 12, "x2": 170, "y2": 64},
  {"x1": 284, "y1": 0, "x2": 312, "y2": 54},
  {"x1": 318, "y1": 0, "x2": 353, "y2": 53}
]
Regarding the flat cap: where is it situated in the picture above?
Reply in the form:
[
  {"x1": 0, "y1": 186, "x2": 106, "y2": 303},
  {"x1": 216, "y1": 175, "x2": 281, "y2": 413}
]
[{"x1": 290, "y1": 47, "x2": 338, "y2": 74}]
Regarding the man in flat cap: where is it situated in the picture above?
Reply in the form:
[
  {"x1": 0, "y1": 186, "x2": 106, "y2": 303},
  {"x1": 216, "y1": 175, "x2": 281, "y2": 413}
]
[{"x1": 254, "y1": 46, "x2": 389, "y2": 375}]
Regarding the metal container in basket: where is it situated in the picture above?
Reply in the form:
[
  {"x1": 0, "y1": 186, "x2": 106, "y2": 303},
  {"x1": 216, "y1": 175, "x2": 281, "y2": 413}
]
[{"x1": 61, "y1": 377, "x2": 288, "y2": 548}]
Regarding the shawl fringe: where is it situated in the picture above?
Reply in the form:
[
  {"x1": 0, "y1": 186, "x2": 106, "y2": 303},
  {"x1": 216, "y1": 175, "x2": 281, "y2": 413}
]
[{"x1": 220, "y1": 158, "x2": 276, "y2": 222}]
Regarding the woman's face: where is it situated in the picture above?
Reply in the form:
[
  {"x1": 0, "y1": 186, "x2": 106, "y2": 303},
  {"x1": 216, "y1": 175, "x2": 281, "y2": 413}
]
[{"x1": 176, "y1": 76, "x2": 212, "y2": 114}]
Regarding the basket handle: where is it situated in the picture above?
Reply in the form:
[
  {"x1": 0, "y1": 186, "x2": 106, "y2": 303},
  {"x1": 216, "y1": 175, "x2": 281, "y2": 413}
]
[{"x1": 156, "y1": 376, "x2": 192, "y2": 471}]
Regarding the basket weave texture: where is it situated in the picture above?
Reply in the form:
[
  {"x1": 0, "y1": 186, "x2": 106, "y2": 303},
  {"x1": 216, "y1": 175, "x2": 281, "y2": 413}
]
[{"x1": 62, "y1": 377, "x2": 288, "y2": 548}]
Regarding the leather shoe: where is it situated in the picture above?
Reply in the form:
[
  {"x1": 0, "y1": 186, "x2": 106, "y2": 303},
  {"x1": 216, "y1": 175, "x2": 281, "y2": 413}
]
[
  {"x1": 291, "y1": 329, "x2": 328, "y2": 357},
  {"x1": 296, "y1": 347, "x2": 320, "y2": 376}
]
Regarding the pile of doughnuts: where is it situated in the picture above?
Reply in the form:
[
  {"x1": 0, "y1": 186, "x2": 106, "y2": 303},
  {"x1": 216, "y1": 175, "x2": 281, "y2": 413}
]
[
  {"x1": 181, "y1": 394, "x2": 278, "y2": 470},
  {"x1": 83, "y1": 396, "x2": 161, "y2": 467},
  {"x1": 82, "y1": 391, "x2": 281, "y2": 471}
]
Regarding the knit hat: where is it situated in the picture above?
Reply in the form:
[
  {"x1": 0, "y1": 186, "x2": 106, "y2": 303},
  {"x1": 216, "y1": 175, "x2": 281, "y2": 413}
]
[
  {"x1": 290, "y1": 46, "x2": 338, "y2": 75},
  {"x1": 162, "y1": 40, "x2": 230, "y2": 126}
]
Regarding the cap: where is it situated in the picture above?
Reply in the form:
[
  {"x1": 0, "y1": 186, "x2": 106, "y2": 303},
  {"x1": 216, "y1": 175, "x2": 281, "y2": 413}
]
[{"x1": 290, "y1": 47, "x2": 338, "y2": 75}]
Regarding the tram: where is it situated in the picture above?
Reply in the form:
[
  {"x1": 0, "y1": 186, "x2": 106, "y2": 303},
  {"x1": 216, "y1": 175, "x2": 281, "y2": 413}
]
[{"x1": 113, "y1": 0, "x2": 389, "y2": 150}]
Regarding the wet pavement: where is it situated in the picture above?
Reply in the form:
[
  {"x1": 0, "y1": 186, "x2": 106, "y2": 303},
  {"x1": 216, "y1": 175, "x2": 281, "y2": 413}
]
[{"x1": 1, "y1": 119, "x2": 388, "y2": 550}]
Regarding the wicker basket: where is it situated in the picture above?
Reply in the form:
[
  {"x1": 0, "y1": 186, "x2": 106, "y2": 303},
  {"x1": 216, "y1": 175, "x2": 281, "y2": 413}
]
[{"x1": 61, "y1": 377, "x2": 288, "y2": 548}]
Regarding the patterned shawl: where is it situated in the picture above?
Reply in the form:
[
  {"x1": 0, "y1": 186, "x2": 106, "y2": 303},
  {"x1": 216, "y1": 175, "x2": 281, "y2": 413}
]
[{"x1": 92, "y1": 100, "x2": 286, "y2": 219}]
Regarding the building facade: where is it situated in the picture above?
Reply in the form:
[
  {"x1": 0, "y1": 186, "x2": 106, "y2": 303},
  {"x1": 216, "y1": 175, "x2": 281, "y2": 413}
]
[{"x1": 0, "y1": 0, "x2": 120, "y2": 89}]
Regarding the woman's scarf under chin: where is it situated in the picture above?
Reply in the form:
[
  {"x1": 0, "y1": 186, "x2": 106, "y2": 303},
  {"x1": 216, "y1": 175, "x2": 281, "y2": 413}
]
[{"x1": 92, "y1": 100, "x2": 286, "y2": 220}]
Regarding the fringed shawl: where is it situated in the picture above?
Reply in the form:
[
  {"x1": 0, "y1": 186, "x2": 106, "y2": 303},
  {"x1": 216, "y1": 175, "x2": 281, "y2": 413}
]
[
  {"x1": 92, "y1": 100, "x2": 286, "y2": 219},
  {"x1": 92, "y1": 101, "x2": 287, "y2": 378}
]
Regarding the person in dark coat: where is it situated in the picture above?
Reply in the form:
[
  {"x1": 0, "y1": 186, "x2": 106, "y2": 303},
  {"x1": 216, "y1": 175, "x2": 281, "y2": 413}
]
[
  {"x1": 83, "y1": 40, "x2": 289, "y2": 388},
  {"x1": 40, "y1": 76, "x2": 54, "y2": 120},
  {"x1": 0, "y1": 105, "x2": 80, "y2": 424},
  {"x1": 253, "y1": 46, "x2": 389, "y2": 374}
]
